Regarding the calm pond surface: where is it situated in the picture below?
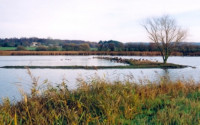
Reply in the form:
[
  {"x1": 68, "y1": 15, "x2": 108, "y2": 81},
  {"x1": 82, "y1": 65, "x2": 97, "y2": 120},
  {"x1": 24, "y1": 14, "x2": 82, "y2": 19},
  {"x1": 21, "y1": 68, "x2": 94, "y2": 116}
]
[{"x1": 0, "y1": 55, "x2": 200, "y2": 102}]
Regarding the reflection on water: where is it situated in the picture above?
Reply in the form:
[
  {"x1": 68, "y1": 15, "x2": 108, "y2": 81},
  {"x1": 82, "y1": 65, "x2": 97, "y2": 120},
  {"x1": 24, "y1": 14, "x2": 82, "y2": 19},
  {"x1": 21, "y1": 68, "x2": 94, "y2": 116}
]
[{"x1": 0, "y1": 55, "x2": 200, "y2": 102}]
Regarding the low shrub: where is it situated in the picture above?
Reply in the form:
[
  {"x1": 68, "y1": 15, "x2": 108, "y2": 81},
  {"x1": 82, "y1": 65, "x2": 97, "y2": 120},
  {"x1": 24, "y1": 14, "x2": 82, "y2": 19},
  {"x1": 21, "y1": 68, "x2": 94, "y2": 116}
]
[
  {"x1": 35, "y1": 46, "x2": 48, "y2": 51},
  {"x1": 47, "y1": 46, "x2": 60, "y2": 51},
  {"x1": 16, "y1": 46, "x2": 27, "y2": 51}
]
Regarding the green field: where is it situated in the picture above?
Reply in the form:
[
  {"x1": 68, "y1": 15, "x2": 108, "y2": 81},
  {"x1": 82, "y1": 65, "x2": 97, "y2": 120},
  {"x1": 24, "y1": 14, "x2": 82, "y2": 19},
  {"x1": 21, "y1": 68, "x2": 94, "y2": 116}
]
[
  {"x1": 0, "y1": 47, "x2": 36, "y2": 51},
  {"x1": 90, "y1": 47, "x2": 98, "y2": 51},
  {"x1": 0, "y1": 47, "x2": 17, "y2": 50}
]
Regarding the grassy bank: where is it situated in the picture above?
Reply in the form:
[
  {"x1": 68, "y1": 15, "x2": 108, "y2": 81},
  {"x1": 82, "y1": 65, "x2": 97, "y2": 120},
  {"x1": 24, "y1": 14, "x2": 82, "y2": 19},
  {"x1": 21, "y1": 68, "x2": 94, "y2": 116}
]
[
  {"x1": 0, "y1": 77, "x2": 199, "y2": 124},
  {"x1": 1, "y1": 63, "x2": 187, "y2": 69},
  {"x1": 1, "y1": 50, "x2": 200, "y2": 56},
  {"x1": 0, "y1": 50, "x2": 182, "y2": 56}
]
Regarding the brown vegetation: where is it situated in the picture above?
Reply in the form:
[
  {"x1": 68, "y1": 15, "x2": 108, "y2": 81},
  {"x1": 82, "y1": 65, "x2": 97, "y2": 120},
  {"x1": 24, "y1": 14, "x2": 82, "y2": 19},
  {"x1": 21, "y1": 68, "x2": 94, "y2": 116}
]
[
  {"x1": 0, "y1": 77, "x2": 199, "y2": 124},
  {"x1": 0, "y1": 51, "x2": 186, "y2": 56}
]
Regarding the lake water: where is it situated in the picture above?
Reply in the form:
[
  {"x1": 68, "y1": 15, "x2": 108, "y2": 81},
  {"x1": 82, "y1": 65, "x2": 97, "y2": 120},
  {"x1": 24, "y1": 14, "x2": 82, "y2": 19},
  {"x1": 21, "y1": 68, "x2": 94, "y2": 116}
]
[{"x1": 0, "y1": 55, "x2": 200, "y2": 102}]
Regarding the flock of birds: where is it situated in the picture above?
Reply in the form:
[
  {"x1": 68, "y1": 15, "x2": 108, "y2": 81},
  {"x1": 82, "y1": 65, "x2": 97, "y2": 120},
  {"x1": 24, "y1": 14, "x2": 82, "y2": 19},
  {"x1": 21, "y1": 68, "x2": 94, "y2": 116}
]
[
  {"x1": 60, "y1": 59, "x2": 72, "y2": 61},
  {"x1": 59, "y1": 57, "x2": 159, "y2": 63}
]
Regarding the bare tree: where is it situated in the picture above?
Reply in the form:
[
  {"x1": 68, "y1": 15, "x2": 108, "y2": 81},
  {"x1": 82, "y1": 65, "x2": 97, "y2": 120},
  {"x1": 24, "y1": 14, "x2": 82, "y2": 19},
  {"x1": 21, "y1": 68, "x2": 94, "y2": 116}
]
[{"x1": 143, "y1": 15, "x2": 187, "y2": 64}]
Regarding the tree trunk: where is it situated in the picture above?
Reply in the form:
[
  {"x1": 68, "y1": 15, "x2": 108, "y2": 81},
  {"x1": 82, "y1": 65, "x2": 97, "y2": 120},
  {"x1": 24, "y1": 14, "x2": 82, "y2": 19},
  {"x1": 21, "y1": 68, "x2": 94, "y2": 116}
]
[
  {"x1": 163, "y1": 55, "x2": 168, "y2": 64},
  {"x1": 164, "y1": 59, "x2": 167, "y2": 64}
]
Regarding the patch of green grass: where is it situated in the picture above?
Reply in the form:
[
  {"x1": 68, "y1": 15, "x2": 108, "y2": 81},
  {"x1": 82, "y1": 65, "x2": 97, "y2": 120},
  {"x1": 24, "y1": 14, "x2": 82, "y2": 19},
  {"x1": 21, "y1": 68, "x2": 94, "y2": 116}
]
[
  {"x1": 0, "y1": 75, "x2": 199, "y2": 124},
  {"x1": 0, "y1": 47, "x2": 36, "y2": 51},
  {"x1": 90, "y1": 48, "x2": 98, "y2": 51},
  {"x1": 0, "y1": 47, "x2": 17, "y2": 50}
]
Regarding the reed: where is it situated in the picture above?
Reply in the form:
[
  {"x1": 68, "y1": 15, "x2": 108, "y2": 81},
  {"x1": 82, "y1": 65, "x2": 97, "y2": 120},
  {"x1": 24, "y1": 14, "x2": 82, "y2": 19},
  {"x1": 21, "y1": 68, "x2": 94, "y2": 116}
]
[
  {"x1": 0, "y1": 76, "x2": 199, "y2": 124},
  {"x1": 0, "y1": 51, "x2": 184, "y2": 56}
]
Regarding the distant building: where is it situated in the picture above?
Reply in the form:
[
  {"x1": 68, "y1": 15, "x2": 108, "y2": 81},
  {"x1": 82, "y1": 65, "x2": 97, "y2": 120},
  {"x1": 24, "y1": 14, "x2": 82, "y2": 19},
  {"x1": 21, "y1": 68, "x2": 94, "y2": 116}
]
[{"x1": 31, "y1": 42, "x2": 39, "y2": 47}]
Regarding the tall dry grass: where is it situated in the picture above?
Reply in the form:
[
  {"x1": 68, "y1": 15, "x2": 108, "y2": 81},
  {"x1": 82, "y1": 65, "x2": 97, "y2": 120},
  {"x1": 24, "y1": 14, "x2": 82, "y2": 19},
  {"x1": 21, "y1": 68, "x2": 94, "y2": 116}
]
[
  {"x1": 0, "y1": 50, "x2": 184, "y2": 56},
  {"x1": 0, "y1": 75, "x2": 199, "y2": 124}
]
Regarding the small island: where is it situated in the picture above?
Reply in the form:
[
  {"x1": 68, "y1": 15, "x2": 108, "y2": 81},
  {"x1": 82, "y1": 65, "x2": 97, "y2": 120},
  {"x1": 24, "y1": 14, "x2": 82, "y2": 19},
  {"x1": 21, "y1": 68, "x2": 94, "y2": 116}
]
[{"x1": 1, "y1": 57, "x2": 189, "y2": 69}]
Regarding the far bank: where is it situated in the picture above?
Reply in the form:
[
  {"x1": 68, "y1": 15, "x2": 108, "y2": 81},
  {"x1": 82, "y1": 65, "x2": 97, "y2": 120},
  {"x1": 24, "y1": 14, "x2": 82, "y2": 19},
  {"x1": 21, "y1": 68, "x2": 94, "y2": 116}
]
[{"x1": 1, "y1": 50, "x2": 200, "y2": 56}]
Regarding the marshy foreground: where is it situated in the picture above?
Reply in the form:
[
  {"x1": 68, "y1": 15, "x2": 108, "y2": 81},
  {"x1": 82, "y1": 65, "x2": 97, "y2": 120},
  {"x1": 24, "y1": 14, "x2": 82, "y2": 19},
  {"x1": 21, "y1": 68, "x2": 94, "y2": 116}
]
[{"x1": 0, "y1": 75, "x2": 199, "y2": 124}]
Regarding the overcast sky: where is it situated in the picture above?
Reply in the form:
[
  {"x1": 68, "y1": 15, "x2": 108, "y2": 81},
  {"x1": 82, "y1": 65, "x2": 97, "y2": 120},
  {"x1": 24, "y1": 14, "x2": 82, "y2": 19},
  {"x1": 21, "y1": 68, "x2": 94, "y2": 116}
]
[{"x1": 0, "y1": 0, "x2": 200, "y2": 42}]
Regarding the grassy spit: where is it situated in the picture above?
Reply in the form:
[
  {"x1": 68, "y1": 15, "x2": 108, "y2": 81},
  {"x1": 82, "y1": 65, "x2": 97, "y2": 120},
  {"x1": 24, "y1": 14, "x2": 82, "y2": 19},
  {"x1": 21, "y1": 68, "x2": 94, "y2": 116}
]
[
  {"x1": 1, "y1": 57, "x2": 188, "y2": 69},
  {"x1": 1, "y1": 65, "x2": 186, "y2": 69},
  {"x1": 0, "y1": 77, "x2": 200, "y2": 124}
]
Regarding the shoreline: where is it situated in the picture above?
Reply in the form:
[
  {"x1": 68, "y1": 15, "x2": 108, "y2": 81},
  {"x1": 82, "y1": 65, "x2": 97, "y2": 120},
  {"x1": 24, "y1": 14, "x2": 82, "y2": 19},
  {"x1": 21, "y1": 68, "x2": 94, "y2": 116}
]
[
  {"x1": 1, "y1": 50, "x2": 200, "y2": 56},
  {"x1": 0, "y1": 65, "x2": 187, "y2": 69}
]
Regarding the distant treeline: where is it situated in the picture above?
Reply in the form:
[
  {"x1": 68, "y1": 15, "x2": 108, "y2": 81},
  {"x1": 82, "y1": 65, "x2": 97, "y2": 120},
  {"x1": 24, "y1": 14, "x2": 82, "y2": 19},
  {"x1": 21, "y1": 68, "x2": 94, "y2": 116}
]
[
  {"x1": 0, "y1": 37, "x2": 97, "y2": 48},
  {"x1": 98, "y1": 40, "x2": 200, "y2": 54},
  {"x1": 1, "y1": 38, "x2": 200, "y2": 53}
]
